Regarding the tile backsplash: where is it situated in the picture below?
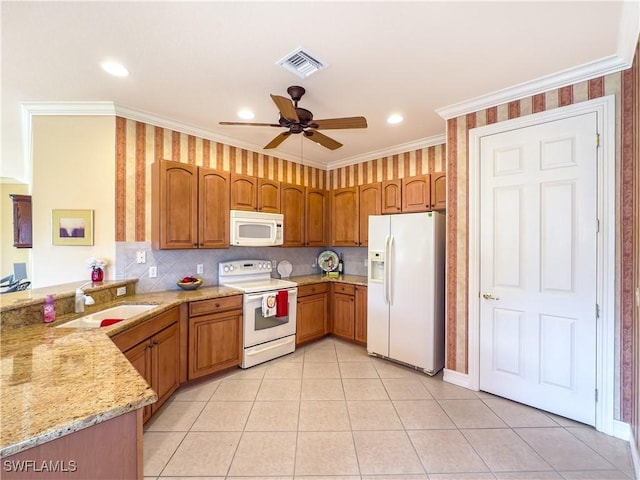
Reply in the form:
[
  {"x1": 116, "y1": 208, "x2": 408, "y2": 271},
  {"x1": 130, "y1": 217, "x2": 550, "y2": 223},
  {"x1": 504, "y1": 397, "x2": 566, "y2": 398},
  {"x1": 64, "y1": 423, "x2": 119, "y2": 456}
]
[{"x1": 116, "y1": 242, "x2": 367, "y2": 293}]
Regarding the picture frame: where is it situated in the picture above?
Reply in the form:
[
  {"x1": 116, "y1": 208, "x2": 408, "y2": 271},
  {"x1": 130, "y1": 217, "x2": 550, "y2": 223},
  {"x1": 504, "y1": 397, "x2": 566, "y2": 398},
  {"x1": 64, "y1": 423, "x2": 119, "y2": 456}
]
[{"x1": 52, "y1": 209, "x2": 94, "y2": 246}]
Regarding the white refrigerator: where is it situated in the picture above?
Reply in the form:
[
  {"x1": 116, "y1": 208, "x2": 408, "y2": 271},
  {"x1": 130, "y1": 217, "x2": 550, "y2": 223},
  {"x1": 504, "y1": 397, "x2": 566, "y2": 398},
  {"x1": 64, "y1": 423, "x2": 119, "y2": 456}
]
[{"x1": 367, "y1": 211, "x2": 445, "y2": 375}]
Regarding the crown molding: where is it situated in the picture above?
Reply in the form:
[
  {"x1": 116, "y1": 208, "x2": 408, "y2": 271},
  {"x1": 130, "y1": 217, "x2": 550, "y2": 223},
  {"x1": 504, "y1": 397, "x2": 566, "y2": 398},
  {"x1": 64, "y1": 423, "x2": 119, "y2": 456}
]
[
  {"x1": 326, "y1": 134, "x2": 447, "y2": 171},
  {"x1": 435, "y1": 54, "x2": 632, "y2": 120},
  {"x1": 21, "y1": 101, "x2": 117, "y2": 116}
]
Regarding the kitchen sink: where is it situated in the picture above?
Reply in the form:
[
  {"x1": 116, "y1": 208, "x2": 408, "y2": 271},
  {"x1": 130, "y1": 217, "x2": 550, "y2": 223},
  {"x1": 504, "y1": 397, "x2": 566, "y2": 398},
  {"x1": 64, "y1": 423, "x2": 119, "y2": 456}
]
[{"x1": 56, "y1": 304, "x2": 160, "y2": 328}]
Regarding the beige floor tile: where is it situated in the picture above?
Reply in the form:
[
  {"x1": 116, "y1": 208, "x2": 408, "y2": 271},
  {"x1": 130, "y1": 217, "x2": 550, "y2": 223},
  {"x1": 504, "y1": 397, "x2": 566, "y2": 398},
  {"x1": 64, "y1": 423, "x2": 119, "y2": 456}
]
[
  {"x1": 264, "y1": 361, "x2": 303, "y2": 378},
  {"x1": 305, "y1": 337, "x2": 337, "y2": 350},
  {"x1": 558, "y1": 472, "x2": 634, "y2": 479},
  {"x1": 361, "y1": 475, "x2": 428, "y2": 480},
  {"x1": 343, "y1": 378, "x2": 390, "y2": 400},
  {"x1": 544, "y1": 412, "x2": 591, "y2": 427},
  {"x1": 347, "y1": 400, "x2": 403, "y2": 430},
  {"x1": 421, "y1": 377, "x2": 479, "y2": 399},
  {"x1": 161, "y1": 431, "x2": 241, "y2": 476},
  {"x1": 160, "y1": 477, "x2": 225, "y2": 480},
  {"x1": 428, "y1": 474, "x2": 496, "y2": 479},
  {"x1": 228, "y1": 431, "x2": 297, "y2": 476},
  {"x1": 438, "y1": 399, "x2": 507, "y2": 428},
  {"x1": 304, "y1": 347, "x2": 338, "y2": 362},
  {"x1": 301, "y1": 378, "x2": 345, "y2": 400},
  {"x1": 393, "y1": 399, "x2": 456, "y2": 430},
  {"x1": 515, "y1": 427, "x2": 614, "y2": 470},
  {"x1": 482, "y1": 398, "x2": 560, "y2": 428},
  {"x1": 462, "y1": 428, "x2": 552, "y2": 472},
  {"x1": 298, "y1": 400, "x2": 351, "y2": 431},
  {"x1": 566, "y1": 426, "x2": 634, "y2": 470},
  {"x1": 256, "y1": 378, "x2": 302, "y2": 401},
  {"x1": 336, "y1": 346, "x2": 373, "y2": 362},
  {"x1": 245, "y1": 401, "x2": 299, "y2": 431},
  {"x1": 145, "y1": 401, "x2": 206, "y2": 431},
  {"x1": 408, "y1": 429, "x2": 489, "y2": 473},
  {"x1": 353, "y1": 430, "x2": 424, "y2": 475},
  {"x1": 372, "y1": 359, "x2": 420, "y2": 378},
  {"x1": 295, "y1": 431, "x2": 359, "y2": 476},
  {"x1": 296, "y1": 477, "x2": 360, "y2": 480},
  {"x1": 303, "y1": 361, "x2": 341, "y2": 378},
  {"x1": 209, "y1": 378, "x2": 261, "y2": 401},
  {"x1": 339, "y1": 361, "x2": 379, "y2": 378},
  {"x1": 143, "y1": 431, "x2": 186, "y2": 476},
  {"x1": 170, "y1": 378, "x2": 220, "y2": 402},
  {"x1": 189, "y1": 401, "x2": 252, "y2": 431},
  {"x1": 228, "y1": 364, "x2": 267, "y2": 378},
  {"x1": 494, "y1": 473, "x2": 562, "y2": 480},
  {"x1": 382, "y1": 378, "x2": 433, "y2": 400}
]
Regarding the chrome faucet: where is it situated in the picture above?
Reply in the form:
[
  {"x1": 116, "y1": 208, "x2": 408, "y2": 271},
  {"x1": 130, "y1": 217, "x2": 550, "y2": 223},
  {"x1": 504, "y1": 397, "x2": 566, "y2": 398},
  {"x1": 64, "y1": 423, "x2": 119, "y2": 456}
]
[{"x1": 75, "y1": 281, "x2": 96, "y2": 313}]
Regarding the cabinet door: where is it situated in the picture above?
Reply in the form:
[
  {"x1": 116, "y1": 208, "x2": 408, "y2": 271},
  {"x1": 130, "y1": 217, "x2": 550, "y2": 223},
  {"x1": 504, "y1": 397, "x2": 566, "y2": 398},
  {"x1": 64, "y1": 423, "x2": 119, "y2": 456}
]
[
  {"x1": 306, "y1": 188, "x2": 327, "y2": 246},
  {"x1": 296, "y1": 292, "x2": 328, "y2": 345},
  {"x1": 381, "y1": 180, "x2": 402, "y2": 214},
  {"x1": 258, "y1": 179, "x2": 281, "y2": 213},
  {"x1": 331, "y1": 187, "x2": 359, "y2": 246},
  {"x1": 153, "y1": 160, "x2": 198, "y2": 249},
  {"x1": 354, "y1": 285, "x2": 368, "y2": 345},
  {"x1": 151, "y1": 322, "x2": 180, "y2": 413},
  {"x1": 402, "y1": 174, "x2": 431, "y2": 212},
  {"x1": 332, "y1": 292, "x2": 355, "y2": 340},
  {"x1": 358, "y1": 183, "x2": 381, "y2": 247},
  {"x1": 188, "y1": 310, "x2": 242, "y2": 380},
  {"x1": 431, "y1": 172, "x2": 446, "y2": 211},
  {"x1": 199, "y1": 168, "x2": 230, "y2": 248},
  {"x1": 10, "y1": 194, "x2": 32, "y2": 248},
  {"x1": 281, "y1": 183, "x2": 305, "y2": 247},
  {"x1": 123, "y1": 341, "x2": 153, "y2": 423},
  {"x1": 230, "y1": 173, "x2": 257, "y2": 210}
]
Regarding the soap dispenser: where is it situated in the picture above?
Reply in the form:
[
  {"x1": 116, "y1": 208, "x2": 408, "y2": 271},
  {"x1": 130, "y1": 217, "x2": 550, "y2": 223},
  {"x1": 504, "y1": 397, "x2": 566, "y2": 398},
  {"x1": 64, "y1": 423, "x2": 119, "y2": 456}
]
[{"x1": 43, "y1": 294, "x2": 56, "y2": 323}]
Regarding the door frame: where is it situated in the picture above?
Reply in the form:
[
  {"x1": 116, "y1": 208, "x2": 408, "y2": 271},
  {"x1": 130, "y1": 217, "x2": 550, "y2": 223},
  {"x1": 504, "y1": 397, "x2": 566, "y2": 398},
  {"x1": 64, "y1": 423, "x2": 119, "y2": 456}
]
[{"x1": 464, "y1": 95, "x2": 616, "y2": 435}]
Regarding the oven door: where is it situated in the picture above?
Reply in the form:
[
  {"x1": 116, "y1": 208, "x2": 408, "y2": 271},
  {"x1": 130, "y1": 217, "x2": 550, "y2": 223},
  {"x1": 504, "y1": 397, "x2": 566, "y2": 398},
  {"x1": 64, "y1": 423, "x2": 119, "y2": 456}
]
[{"x1": 243, "y1": 288, "x2": 297, "y2": 348}]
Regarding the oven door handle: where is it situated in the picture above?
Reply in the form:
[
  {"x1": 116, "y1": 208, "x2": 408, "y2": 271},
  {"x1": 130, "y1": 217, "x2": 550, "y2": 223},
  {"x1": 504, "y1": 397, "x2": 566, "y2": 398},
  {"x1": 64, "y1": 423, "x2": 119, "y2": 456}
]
[{"x1": 244, "y1": 288, "x2": 297, "y2": 302}]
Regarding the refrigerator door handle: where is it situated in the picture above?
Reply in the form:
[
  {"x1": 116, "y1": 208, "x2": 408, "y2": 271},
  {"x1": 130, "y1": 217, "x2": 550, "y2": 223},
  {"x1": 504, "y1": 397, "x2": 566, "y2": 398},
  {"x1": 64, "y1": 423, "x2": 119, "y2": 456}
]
[
  {"x1": 384, "y1": 234, "x2": 391, "y2": 305},
  {"x1": 388, "y1": 235, "x2": 394, "y2": 305}
]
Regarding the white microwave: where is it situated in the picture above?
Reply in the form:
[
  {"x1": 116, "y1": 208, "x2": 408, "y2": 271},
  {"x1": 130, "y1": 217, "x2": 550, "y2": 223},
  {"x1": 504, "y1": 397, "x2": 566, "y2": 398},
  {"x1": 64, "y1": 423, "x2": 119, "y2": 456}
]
[{"x1": 230, "y1": 210, "x2": 284, "y2": 246}]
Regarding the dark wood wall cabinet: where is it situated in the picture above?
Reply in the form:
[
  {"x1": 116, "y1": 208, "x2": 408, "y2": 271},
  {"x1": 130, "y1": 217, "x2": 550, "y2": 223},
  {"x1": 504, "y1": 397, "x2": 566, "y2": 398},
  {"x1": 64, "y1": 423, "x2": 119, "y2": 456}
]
[{"x1": 10, "y1": 194, "x2": 32, "y2": 248}]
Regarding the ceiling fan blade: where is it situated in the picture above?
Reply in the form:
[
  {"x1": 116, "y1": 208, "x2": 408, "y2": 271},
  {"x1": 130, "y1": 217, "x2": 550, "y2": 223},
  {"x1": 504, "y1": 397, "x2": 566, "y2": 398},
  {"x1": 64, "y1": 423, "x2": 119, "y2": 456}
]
[
  {"x1": 264, "y1": 132, "x2": 291, "y2": 149},
  {"x1": 304, "y1": 130, "x2": 343, "y2": 150},
  {"x1": 311, "y1": 116, "x2": 368, "y2": 130},
  {"x1": 219, "y1": 121, "x2": 281, "y2": 127},
  {"x1": 270, "y1": 94, "x2": 299, "y2": 122}
]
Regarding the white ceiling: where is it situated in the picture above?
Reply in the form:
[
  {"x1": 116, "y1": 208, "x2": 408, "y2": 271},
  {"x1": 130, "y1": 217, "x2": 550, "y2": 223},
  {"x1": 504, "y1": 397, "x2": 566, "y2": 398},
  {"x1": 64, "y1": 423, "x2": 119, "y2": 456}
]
[{"x1": 2, "y1": 1, "x2": 637, "y2": 180}]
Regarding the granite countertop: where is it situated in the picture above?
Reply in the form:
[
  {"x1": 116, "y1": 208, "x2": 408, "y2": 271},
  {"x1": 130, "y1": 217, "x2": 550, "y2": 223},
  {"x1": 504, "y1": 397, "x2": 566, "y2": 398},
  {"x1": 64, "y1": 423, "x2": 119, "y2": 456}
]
[
  {"x1": 0, "y1": 284, "x2": 242, "y2": 458},
  {"x1": 0, "y1": 276, "x2": 365, "y2": 458}
]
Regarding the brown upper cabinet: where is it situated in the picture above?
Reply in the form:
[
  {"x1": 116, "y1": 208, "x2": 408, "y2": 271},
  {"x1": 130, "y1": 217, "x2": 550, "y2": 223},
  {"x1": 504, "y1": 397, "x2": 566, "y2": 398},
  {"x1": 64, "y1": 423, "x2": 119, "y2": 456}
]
[
  {"x1": 281, "y1": 183, "x2": 305, "y2": 247},
  {"x1": 431, "y1": 172, "x2": 446, "y2": 211},
  {"x1": 331, "y1": 187, "x2": 359, "y2": 246},
  {"x1": 305, "y1": 188, "x2": 328, "y2": 246},
  {"x1": 358, "y1": 183, "x2": 381, "y2": 246},
  {"x1": 10, "y1": 194, "x2": 32, "y2": 248},
  {"x1": 230, "y1": 173, "x2": 280, "y2": 212},
  {"x1": 381, "y1": 180, "x2": 402, "y2": 214},
  {"x1": 152, "y1": 160, "x2": 230, "y2": 249},
  {"x1": 402, "y1": 174, "x2": 431, "y2": 213}
]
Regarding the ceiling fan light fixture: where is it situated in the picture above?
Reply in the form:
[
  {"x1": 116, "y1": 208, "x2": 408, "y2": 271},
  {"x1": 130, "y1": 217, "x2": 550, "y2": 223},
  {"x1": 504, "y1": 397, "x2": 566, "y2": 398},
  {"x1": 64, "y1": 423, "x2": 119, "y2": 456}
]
[
  {"x1": 276, "y1": 47, "x2": 327, "y2": 79},
  {"x1": 387, "y1": 114, "x2": 404, "y2": 125},
  {"x1": 237, "y1": 109, "x2": 255, "y2": 120}
]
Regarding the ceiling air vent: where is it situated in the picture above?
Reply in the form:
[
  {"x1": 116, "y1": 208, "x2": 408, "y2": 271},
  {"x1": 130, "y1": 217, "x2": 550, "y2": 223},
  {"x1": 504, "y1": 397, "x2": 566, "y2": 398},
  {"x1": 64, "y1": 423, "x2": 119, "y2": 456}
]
[{"x1": 276, "y1": 47, "x2": 327, "y2": 78}]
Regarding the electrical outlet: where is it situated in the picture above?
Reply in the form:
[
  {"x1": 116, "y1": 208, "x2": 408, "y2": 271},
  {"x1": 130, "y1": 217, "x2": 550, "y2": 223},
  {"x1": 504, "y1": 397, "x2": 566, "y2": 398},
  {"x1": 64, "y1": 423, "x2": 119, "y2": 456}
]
[
  {"x1": 149, "y1": 266, "x2": 157, "y2": 278},
  {"x1": 116, "y1": 286, "x2": 127, "y2": 296},
  {"x1": 136, "y1": 251, "x2": 146, "y2": 264},
  {"x1": 363, "y1": 259, "x2": 368, "y2": 266},
  {"x1": 196, "y1": 264, "x2": 204, "y2": 275}
]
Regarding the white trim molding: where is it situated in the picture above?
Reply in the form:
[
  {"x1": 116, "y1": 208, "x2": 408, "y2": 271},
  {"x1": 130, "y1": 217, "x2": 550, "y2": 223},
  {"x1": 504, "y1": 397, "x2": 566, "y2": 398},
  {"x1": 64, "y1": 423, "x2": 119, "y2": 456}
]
[{"x1": 465, "y1": 96, "x2": 617, "y2": 436}]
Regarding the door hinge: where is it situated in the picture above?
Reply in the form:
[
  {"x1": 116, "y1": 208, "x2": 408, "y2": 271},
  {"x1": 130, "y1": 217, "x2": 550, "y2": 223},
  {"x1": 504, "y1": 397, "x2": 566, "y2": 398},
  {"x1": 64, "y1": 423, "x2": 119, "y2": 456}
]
[
  {"x1": 596, "y1": 219, "x2": 600, "y2": 233},
  {"x1": 596, "y1": 303, "x2": 600, "y2": 318},
  {"x1": 595, "y1": 133, "x2": 600, "y2": 147},
  {"x1": 595, "y1": 389, "x2": 598, "y2": 402}
]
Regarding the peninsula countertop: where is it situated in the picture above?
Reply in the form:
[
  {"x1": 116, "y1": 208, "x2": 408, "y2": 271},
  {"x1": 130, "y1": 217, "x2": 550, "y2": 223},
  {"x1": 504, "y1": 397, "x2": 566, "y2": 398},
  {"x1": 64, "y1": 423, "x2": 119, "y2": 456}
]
[{"x1": 0, "y1": 275, "x2": 367, "y2": 458}]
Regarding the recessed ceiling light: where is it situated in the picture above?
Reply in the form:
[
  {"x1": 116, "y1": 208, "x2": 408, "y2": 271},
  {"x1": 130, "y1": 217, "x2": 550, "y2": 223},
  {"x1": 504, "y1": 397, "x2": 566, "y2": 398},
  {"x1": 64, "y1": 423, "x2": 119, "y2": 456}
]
[
  {"x1": 238, "y1": 109, "x2": 255, "y2": 120},
  {"x1": 387, "y1": 114, "x2": 403, "y2": 125},
  {"x1": 100, "y1": 61, "x2": 129, "y2": 77}
]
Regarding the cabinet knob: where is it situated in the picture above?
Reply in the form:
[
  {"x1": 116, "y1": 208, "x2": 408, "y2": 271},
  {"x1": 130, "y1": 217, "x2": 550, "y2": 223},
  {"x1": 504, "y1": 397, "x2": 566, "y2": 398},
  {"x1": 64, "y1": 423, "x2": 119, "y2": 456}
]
[{"x1": 215, "y1": 303, "x2": 220, "y2": 307}]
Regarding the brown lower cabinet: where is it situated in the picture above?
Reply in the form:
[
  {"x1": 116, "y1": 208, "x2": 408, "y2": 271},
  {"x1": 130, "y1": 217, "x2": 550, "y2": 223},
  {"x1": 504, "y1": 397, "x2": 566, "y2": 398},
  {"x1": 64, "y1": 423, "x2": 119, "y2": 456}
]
[
  {"x1": 111, "y1": 307, "x2": 181, "y2": 424},
  {"x1": 296, "y1": 283, "x2": 329, "y2": 345},
  {"x1": 330, "y1": 283, "x2": 367, "y2": 345},
  {"x1": 188, "y1": 295, "x2": 243, "y2": 380}
]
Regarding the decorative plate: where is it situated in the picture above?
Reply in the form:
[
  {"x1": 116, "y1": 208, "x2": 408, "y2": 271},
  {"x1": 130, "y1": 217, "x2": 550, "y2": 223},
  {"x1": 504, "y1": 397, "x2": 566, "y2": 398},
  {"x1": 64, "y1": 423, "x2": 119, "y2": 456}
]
[
  {"x1": 277, "y1": 260, "x2": 293, "y2": 278},
  {"x1": 317, "y1": 250, "x2": 339, "y2": 273}
]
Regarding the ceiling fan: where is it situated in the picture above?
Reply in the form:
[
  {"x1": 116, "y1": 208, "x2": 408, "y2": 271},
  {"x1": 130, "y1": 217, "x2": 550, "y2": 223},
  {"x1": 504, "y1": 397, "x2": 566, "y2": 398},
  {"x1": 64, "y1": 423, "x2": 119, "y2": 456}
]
[{"x1": 219, "y1": 85, "x2": 367, "y2": 151}]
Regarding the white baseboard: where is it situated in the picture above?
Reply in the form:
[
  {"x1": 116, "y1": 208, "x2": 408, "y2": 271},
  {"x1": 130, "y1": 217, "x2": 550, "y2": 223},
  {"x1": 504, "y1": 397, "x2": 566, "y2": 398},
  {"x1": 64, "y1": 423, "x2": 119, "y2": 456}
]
[
  {"x1": 613, "y1": 420, "x2": 631, "y2": 441},
  {"x1": 631, "y1": 432, "x2": 640, "y2": 480},
  {"x1": 443, "y1": 368, "x2": 477, "y2": 391}
]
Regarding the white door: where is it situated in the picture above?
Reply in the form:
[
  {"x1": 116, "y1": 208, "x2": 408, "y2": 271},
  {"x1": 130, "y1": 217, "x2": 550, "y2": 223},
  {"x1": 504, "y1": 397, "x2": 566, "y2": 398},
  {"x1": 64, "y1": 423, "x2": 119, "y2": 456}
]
[{"x1": 479, "y1": 112, "x2": 598, "y2": 425}]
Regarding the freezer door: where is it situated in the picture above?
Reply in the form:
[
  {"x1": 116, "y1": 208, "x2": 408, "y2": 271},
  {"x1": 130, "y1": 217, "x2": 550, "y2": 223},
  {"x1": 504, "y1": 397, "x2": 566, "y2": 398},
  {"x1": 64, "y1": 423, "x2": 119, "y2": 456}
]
[{"x1": 367, "y1": 215, "x2": 390, "y2": 357}]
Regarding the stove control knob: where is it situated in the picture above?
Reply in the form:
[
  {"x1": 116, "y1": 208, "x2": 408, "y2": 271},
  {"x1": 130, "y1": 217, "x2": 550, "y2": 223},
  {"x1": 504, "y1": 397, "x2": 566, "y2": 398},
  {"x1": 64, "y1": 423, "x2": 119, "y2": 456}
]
[
  {"x1": 223, "y1": 266, "x2": 229, "y2": 272},
  {"x1": 229, "y1": 265, "x2": 234, "y2": 271}
]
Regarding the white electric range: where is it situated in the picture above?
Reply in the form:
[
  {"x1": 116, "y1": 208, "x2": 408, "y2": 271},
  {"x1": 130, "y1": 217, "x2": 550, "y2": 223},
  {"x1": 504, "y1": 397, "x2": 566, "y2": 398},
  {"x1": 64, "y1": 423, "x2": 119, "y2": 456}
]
[{"x1": 219, "y1": 260, "x2": 297, "y2": 368}]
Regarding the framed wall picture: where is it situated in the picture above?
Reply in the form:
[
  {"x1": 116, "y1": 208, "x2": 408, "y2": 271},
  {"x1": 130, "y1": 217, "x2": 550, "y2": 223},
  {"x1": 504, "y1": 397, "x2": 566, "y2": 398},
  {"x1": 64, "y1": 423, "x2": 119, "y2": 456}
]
[{"x1": 52, "y1": 209, "x2": 94, "y2": 246}]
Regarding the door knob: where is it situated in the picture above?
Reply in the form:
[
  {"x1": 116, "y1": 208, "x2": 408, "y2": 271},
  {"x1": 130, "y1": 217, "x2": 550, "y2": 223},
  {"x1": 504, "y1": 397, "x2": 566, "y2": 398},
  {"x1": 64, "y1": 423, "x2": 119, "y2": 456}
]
[{"x1": 482, "y1": 293, "x2": 500, "y2": 300}]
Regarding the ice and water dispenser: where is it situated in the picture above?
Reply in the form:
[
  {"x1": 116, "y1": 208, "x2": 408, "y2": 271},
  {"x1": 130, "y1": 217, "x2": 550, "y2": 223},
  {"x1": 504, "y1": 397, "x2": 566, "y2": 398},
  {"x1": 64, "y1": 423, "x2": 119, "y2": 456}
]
[{"x1": 368, "y1": 250, "x2": 385, "y2": 282}]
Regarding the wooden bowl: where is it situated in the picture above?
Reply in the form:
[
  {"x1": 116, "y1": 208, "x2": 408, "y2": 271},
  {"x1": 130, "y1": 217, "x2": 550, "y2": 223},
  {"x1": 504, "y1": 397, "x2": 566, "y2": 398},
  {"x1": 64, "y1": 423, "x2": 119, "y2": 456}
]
[{"x1": 177, "y1": 279, "x2": 203, "y2": 290}]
